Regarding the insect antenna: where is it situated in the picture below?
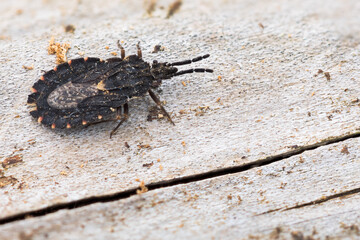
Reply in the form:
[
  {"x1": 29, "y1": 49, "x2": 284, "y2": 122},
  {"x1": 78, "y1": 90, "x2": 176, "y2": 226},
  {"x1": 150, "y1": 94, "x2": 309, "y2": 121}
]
[
  {"x1": 170, "y1": 54, "x2": 213, "y2": 76},
  {"x1": 170, "y1": 54, "x2": 210, "y2": 66},
  {"x1": 174, "y1": 68, "x2": 213, "y2": 76}
]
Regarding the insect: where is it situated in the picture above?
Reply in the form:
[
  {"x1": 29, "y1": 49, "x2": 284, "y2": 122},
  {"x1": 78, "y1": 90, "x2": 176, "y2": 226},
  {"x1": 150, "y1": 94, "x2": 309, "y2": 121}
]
[{"x1": 27, "y1": 41, "x2": 213, "y2": 138}]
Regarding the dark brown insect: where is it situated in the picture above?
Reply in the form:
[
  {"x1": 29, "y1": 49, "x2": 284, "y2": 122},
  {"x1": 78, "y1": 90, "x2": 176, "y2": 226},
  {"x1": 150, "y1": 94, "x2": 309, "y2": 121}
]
[{"x1": 27, "y1": 41, "x2": 213, "y2": 138}]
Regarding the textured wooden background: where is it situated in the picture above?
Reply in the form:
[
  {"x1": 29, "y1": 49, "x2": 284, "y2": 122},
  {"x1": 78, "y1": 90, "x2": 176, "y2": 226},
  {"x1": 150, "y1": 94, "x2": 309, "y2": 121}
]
[{"x1": 0, "y1": 0, "x2": 359, "y2": 239}]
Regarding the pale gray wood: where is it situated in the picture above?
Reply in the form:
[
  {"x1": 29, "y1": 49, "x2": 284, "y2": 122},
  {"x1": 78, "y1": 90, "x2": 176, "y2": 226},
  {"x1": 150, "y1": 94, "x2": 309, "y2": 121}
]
[
  {"x1": 0, "y1": 137, "x2": 359, "y2": 239},
  {"x1": 0, "y1": 1, "x2": 359, "y2": 238}
]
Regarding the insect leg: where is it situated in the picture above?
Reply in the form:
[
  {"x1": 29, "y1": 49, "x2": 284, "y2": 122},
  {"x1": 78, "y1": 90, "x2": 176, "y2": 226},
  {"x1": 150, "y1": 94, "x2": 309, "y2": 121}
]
[
  {"x1": 110, "y1": 103, "x2": 129, "y2": 138},
  {"x1": 148, "y1": 89, "x2": 175, "y2": 125},
  {"x1": 117, "y1": 40, "x2": 125, "y2": 59},
  {"x1": 136, "y1": 42, "x2": 142, "y2": 59},
  {"x1": 116, "y1": 106, "x2": 122, "y2": 120}
]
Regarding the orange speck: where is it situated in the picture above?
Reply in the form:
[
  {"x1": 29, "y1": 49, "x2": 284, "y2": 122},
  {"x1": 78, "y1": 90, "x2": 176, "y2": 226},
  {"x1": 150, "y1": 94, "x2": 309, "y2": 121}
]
[
  {"x1": 84, "y1": 57, "x2": 89, "y2": 61},
  {"x1": 38, "y1": 116, "x2": 43, "y2": 123},
  {"x1": 51, "y1": 123, "x2": 56, "y2": 129},
  {"x1": 110, "y1": 52, "x2": 117, "y2": 56},
  {"x1": 82, "y1": 120, "x2": 87, "y2": 125},
  {"x1": 181, "y1": 81, "x2": 186, "y2": 86},
  {"x1": 105, "y1": 46, "x2": 109, "y2": 50},
  {"x1": 23, "y1": 65, "x2": 34, "y2": 70},
  {"x1": 40, "y1": 76, "x2": 45, "y2": 81},
  {"x1": 53, "y1": 66, "x2": 57, "y2": 71},
  {"x1": 66, "y1": 123, "x2": 71, "y2": 129},
  {"x1": 30, "y1": 87, "x2": 37, "y2": 93},
  {"x1": 217, "y1": 76, "x2": 222, "y2": 81},
  {"x1": 98, "y1": 115, "x2": 103, "y2": 120},
  {"x1": 68, "y1": 60, "x2": 72, "y2": 65},
  {"x1": 16, "y1": 9, "x2": 23, "y2": 15}
]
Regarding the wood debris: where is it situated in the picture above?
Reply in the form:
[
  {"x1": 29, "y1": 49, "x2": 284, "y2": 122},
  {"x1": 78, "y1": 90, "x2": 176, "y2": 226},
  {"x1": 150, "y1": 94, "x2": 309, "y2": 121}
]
[
  {"x1": 2, "y1": 154, "x2": 23, "y2": 168},
  {"x1": 136, "y1": 181, "x2": 148, "y2": 194},
  {"x1": 166, "y1": 0, "x2": 182, "y2": 18},
  {"x1": 22, "y1": 65, "x2": 34, "y2": 70},
  {"x1": 0, "y1": 176, "x2": 18, "y2": 188},
  {"x1": 48, "y1": 36, "x2": 71, "y2": 64}
]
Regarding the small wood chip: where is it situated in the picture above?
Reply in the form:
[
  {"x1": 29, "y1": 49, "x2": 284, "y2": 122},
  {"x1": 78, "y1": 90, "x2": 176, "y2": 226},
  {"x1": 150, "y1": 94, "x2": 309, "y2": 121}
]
[
  {"x1": 314, "y1": 69, "x2": 323, "y2": 77},
  {"x1": 15, "y1": 9, "x2": 23, "y2": 15},
  {"x1": 142, "y1": 162, "x2": 154, "y2": 168},
  {"x1": 17, "y1": 181, "x2": 28, "y2": 190},
  {"x1": 136, "y1": 181, "x2": 148, "y2": 194},
  {"x1": 47, "y1": 37, "x2": 71, "y2": 64},
  {"x1": 341, "y1": 145, "x2": 349, "y2": 154},
  {"x1": 324, "y1": 72, "x2": 331, "y2": 81},
  {"x1": 0, "y1": 176, "x2": 18, "y2": 188},
  {"x1": 64, "y1": 24, "x2": 75, "y2": 33},
  {"x1": 2, "y1": 155, "x2": 23, "y2": 168},
  {"x1": 22, "y1": 65, "x2": 34, "y2": 70},
  {"x1": 152, "y1": 44, "x2": 165, "y2": 53},
  {"x1": 166, "y1": 0, "x2": 182, "y2": 18},
  {"x1": 145, "y1": 0, "x2": 157, "y2": 15},
  {"x1": 138, "y1": 144, "x2": 151, "y2": 149}
]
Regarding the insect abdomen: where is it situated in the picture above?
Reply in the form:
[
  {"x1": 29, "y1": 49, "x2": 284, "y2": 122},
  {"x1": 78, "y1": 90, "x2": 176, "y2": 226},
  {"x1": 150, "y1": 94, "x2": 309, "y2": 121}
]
[{"x1": 28, "y1": 58, "x2": 119, "y2": 128}]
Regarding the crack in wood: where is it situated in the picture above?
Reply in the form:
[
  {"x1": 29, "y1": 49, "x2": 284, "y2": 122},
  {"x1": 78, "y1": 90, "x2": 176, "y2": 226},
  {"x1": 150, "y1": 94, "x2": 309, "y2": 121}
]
[
  {"x1": 255, "y1": 187, "x2": 360, "y2": 216},
  {"x1": 1, "y1": 131, "x2": 360, "y2": 225}
]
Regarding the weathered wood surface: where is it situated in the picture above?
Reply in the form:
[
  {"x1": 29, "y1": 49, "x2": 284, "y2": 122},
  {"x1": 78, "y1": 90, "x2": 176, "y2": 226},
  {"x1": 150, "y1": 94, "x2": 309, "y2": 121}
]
[
  {"x1": 0, "y1": 0, "x2": 359, "y2": 238},
  {"x1": 1, "y1": 138, "x2": 360, "y2": 239}
]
